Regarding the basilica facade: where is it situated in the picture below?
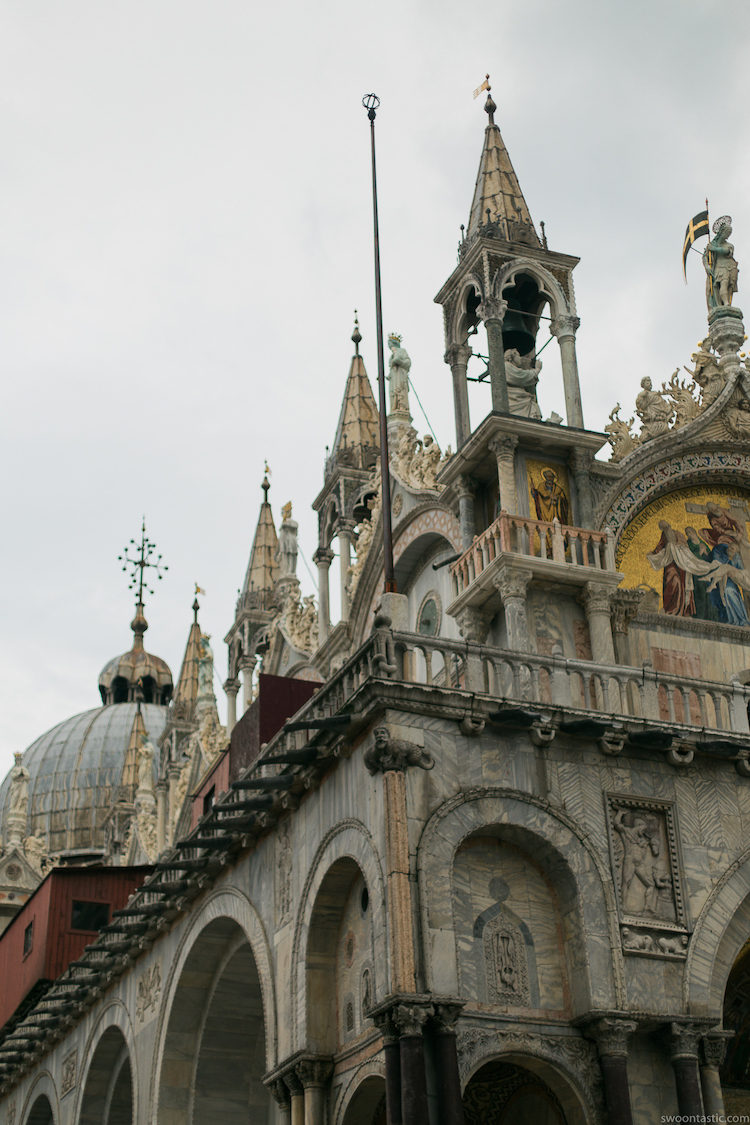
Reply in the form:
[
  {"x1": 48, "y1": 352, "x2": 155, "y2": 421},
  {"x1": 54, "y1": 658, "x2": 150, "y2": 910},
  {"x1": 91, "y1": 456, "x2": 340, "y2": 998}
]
[{"x1": 2, "y1": 90, "x2": 750, "y2": 1124}]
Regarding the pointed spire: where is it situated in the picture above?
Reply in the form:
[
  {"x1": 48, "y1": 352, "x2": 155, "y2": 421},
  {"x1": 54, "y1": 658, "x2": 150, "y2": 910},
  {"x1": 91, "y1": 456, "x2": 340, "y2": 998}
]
[
  {"x1": 122, "y1": 705, "x2": 148, "y2": 791},
  {"x1": 240, "y1": 472, "x2": 279, "y2": 598},
  {"x1": 329, "y1": 317, "x2": 379, "y2": 469},
  {"x1": 172, "y1": 596, "x2": 204, "y2": 714},
  {"x1": 466, "y1": 88, "x2": 540, "y2": 247}
]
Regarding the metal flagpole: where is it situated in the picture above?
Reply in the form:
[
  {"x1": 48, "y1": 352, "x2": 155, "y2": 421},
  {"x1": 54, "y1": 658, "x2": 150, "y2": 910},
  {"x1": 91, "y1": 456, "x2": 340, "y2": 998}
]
[{"x1": 362, "y1": 93, "x2": 396, "y2": 593}]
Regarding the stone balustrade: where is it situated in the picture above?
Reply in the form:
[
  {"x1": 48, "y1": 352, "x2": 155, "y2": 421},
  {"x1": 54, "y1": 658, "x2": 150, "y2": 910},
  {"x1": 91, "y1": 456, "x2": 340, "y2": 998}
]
[{"x1": 449, "y1": 511, "x2": 616, "y2": 599}]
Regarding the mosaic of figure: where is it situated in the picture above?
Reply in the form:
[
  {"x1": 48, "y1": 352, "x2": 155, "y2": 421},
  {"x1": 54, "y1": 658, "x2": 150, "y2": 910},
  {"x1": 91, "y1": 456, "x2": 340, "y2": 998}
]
[{"x1": 529, "y1": 466, "x2": 570, "y2": 525}]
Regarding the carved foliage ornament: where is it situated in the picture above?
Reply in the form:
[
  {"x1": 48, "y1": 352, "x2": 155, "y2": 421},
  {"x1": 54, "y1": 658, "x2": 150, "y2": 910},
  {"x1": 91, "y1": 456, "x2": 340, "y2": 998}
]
[
  {"x1": 364, "y1": 726, "x2": 435, "y2": 775},
  {"x1": 61, "y1": 1049, "x2": 78, "y2": 1097},
  {"x1": 136, "y1": 962, "x2": 162, "y2": 1023}
]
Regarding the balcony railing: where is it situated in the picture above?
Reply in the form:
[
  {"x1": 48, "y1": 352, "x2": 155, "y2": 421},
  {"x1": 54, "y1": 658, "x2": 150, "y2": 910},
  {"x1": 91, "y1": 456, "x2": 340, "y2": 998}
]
[{"x1": 450, "y1": 512, "x2": 616, "y2": 598}]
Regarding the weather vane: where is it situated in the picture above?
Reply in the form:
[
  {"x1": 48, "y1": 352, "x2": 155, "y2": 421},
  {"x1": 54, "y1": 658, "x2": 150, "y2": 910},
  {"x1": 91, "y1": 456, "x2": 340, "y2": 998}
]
[{"x1": 118, "y1": 518, "x2": 168, "y2": 605}]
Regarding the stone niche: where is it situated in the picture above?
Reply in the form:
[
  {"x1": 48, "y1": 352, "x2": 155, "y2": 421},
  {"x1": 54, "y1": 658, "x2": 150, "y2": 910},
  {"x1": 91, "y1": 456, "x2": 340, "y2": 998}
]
[{"x1": 452, "y1": 835, "x2": 569, "y2": 1014}]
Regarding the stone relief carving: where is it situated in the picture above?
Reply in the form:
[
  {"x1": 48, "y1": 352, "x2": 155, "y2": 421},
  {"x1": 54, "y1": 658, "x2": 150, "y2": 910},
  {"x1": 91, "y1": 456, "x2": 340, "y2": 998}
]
[
  {"x1": 605, "y1": 404, "x2": 641, "y2": 462},
  {"x1": 61, "y1": 1049, "x2": 77, "y2": 1097},
  {"x1": 136, "y1": 962, "x2": 162, "y2": 1023},
  {"x1": 483, "y1": 914, "x2": 530, "y2": 1005},
  {"x1": 363, "y1": 726, "x2": 435, "y2": 775},
  {"x1": 391, "y1": 426, "x2": 449, "y2": 491},
  {"x1": 606, "y1": 794, "x2": 689, "y2": 955},
  {"x1": 277, "y1": 582, "x2": 319, "y2": 655}
]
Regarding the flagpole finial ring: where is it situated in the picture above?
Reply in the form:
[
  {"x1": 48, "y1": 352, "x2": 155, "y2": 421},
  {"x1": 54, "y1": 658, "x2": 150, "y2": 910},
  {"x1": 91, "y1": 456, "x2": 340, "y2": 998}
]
[{"x1": 362, "y1": 93, "x2": 380, "y2": 122}]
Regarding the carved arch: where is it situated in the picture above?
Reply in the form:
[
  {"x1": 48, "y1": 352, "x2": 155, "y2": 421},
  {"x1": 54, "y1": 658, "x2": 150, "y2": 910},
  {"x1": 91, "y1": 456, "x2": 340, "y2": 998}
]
[
  {"x1": 492, "y1": 258, "x2": 570, "y2": 321},
  {"x1": 417, "y1": 788, "x2": 625, "y2": 1010},
  {"x1": 73, "y1": 1000, "x2": 137, "y2": 1125},
  {"x1": 290, "y1": 819, "x2": 387, "y2": 1052},
  {"x1": 20, "y1": 1070, "x2": 58, "y2": 1125},
  {"x1": 449, "y1": 273, "x2": 485, "y2": 348},
  {"x1": 683, "y1": 844, "x2": 750, "y2": 1016}
]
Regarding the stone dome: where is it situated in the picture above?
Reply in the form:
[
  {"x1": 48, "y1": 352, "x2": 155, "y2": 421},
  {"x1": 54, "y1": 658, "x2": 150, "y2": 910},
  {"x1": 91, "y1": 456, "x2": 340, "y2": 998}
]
[{"x1": 0, "y1": 703, "x2": 167, "y2": 861}]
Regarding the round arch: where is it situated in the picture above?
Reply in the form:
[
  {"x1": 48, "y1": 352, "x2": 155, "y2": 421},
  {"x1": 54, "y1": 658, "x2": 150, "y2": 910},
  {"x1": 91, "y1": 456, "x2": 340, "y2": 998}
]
[
  {"x1": 461, "y1": 1047, "x2": 595, "y2": 1125},
  {"x1": 417, "y1": 789, "x2": 625, "y2": 1011},
  {"x1": 21, "y1": 1072, "x2": 58, "y2": 1125},
  {"x1": 78, "y1": 1024, "x2": 133, "y2": 1125},
  {"x1": 684, "y1": 846, "x2": 750, "y2": 1017},
  {"x1": 290, "y1": 820, "x2": 387, "y2": 1053},
  {"x1": 151, "y1": 886, "x2": 277, "y2": 1118},
  {"x1": 73, "y1": 1002, "x2": 137, "y2": 1125},
  {"x1": 335, "y1": 1062, "x2": 387, "y2": 1125}
]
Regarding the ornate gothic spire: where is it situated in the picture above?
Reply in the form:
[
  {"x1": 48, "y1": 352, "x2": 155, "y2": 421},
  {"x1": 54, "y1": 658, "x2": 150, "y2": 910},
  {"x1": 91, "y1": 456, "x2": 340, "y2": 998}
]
[
  {"x1": 329, "y1": 315, "x2": 380, "y2": 471},
  {"x1": 240, "y1": 471, "x2": 279, "y2": 602},
  {"x1": 466, "y1": 89, "x2": 540, "y2": 247},
  {"x1": 172, "y1": 595, "x2": 203, "y2": 716}
]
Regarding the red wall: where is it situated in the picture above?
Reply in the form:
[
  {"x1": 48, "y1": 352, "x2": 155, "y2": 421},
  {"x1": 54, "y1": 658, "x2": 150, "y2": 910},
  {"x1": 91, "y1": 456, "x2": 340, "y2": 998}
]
[{"x1": 0, "y1": 866, "x2": 151, "y2": 1030}]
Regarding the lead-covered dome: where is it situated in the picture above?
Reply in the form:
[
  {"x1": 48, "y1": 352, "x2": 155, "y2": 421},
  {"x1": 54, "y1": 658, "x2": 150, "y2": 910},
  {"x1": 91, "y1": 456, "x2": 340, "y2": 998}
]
[{"x1": 0, "y1": 703, "x2": 167, "y2": 860}]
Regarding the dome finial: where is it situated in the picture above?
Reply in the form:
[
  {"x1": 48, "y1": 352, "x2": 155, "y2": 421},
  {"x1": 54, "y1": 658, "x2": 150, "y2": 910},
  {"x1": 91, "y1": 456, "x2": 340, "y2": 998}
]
[
  {"x1": 118, "y1": 518, "x2": 168, "y2": 649},
  {"x1": 352, "y1": 310, "x2": 362, "y2": 355}
]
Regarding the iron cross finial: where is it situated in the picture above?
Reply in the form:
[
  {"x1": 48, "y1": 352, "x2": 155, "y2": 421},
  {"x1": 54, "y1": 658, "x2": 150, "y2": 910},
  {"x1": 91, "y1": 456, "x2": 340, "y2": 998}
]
[{"x1": 118, "y1": 518, "x2": 168, "y2": 606}]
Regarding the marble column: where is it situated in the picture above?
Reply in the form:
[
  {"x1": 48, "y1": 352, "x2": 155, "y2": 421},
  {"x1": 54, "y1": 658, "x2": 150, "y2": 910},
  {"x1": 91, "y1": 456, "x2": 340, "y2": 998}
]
[
  {"x1": 393, "y1": 1004, "x2": 431, "y2": 1125},
  {"x1": 588, "y1": 1018, "x2": 637, "y2": 1125},
  {"x1": 239, "y1": 656, "x2": 257, "y2": 713},
  {"x1": 582, "y1": 582, "x2": 616, "y2": 665},
  {"x1": 432, "y1": 1002, "x2": 466, "y2": 1125},
  {"x1": 668, "y1": 1023, "x2": 704, "y2": 1118},
  {"x1": 494, "y1": 565, "x2": 532, "y2": 651},
  {"x1": 313, "y1": 547, "x2": 334, "y2": 644},
  {"x1": 550, "y1": 314, "x2": 583, "y2": 428},
  {"x1": 296, "y1": 1058, "x2": 332, "y2": 1125},
  {"x1": 489, "y1": 436, "x2": 518, "y2": 515},
  {"x1": 267, "y1": 1078, "x2": 292, "y2": 1125},
  {"x1": 383, "y1": 769, "x2": 416, "y2": 993},
  {"x1": 456, "y1": 475, "x2": 476, "y2": 549},
  {"x1": 445, "y1": 343, "x2": 472, "y2": 448},
  {"x1": 700, "y1": 1031, "x2": 731, "y2": 1119},
  {"x1": 479, "y1": 298, "x2": 510, "y2": 413},
  {"x1": 155, "y1": 779, "x2": 168, "y2": 853},
  {"x1": 284, "y1": 1069, "x2": 305, "y2": 1125},
  {"x1": 338, "y1": 521, "x2": 355, "y2": 623},
  {"x1": 224, "y1": 676, "x2": 240, "y2": 733},
  {"x1": 568, "y1": 448, "x2": 594, "y2": 527},
  {"x1": 372, "y1": 1011, "x2": 403, "y2": 1125}
]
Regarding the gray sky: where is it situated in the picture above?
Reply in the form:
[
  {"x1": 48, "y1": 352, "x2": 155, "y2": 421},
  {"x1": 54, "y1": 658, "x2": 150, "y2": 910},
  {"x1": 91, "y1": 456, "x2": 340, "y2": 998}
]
[{"x1": 2, "y1": 0, "x2": 749, "y2": 778}]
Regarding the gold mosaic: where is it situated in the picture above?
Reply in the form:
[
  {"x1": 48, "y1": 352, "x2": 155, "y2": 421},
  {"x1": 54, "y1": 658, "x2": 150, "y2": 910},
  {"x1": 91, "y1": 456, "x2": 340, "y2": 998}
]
[
  {"x1": 617, "y1": 485, "x2": 750, "y2": 626},
  {"x1": 526, "y1": 461, "x2": 571, "y2": 524}
]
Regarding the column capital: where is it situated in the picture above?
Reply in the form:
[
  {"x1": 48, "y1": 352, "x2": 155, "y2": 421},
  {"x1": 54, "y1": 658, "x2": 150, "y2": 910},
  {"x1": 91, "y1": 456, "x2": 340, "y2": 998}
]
[
  {"x1": 238, "y1": 654, "x2": 257, "y2": 673},
  {"x1": 223, "y1": 677, "x2": 240, "y2": 695},
  {"x1": 392, "y1": 1001, "x2": 433, "y2": 1037},
  {"x1": 668, "y1": 1021, "x2": 706, "y2": 1060},
  {"x1": 445, "y1": 343, "x2": 472, "y2": 366},
  {"x1": 313, "y1": 546, "x2": 335, "y2": 567},
  {"x1": 494, "y1": 564, "x2": 533, "y2": 603},
  {"x1": 586, "y1": 1017, "x2": 638, "y2": 1058},
  {"x1": 701, "y1": 1029, "x2": 733, "y2": 1067},
  {"x1": 295, "y1": 1056, "x2": 333, "y2": 1088},
  {"x1": 582, "y1": 580, "x2": 615, "y2": 615},
  {"x1": 336, "y1": 518, "x2": 357, "y2": 538},
  {"x1": 431, "y1": 999, "x2": 465, "y2": 1034},
  {"x1": 453, "y1": 605, "x2": 493, "y2": 644},
  {"x1": 368, "y1": 994, "x2": 434, "y2": 1038},
  {"x1": 455, "y1": 473, "x2": 476, "y2": 500},
  {"x1": 264, "y1": 1077, "x2": 291, "y2": 1108},
  {"x1": 549, "y1": 313, "x2": 581, "y2": 339},
  {"x1": 488, "y1": 435, "x2": 518, "y2": 459},
  {"x1": 478, "y1": 297, "x2": 508, "y2": 324},
  {"x1": 611, "y1": 588, "x2": 645, "y2": 635},
  {"x1": 568, "y1": 447, "x2": 593, "y2": 473}
]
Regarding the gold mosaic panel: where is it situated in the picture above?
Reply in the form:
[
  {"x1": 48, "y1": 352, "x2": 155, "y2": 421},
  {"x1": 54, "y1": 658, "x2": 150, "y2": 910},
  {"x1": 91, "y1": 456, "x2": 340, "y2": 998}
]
[
  {"x1": 617, "y1": 485, "x2": 750, "y2": 625},
  {"x1": 526, "y1": 460, "x2": 571, "y2": 524}
]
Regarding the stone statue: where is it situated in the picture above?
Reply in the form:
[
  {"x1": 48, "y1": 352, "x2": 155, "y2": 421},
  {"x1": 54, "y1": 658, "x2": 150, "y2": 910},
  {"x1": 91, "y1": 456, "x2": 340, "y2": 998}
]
[
  {"x1": 197, "y1": 633, "x2": 214, "y2": 700},
  {"x1": 635, "y1": 377, "x2": 673, "y2": 441},
  {"x1": 703, "y1": 215, "x2": 739, "y2": 310},
  {"x1": 137, "y1": 739, "x2": 155, "y2": 795},
  {"x1": 9, "y1": 753, "x2": 29, "y2": 815},
  {"x1": 605, "y1": 404, "x2": 641, "y2": 461},
  {"x1": 277, "y1": 504, "x2": 298, "y2": 577},
  {"x1": 503, "y1": 348, "x2": 542, "y2": 419},
  {"x1": 663, "y1": 369, "x2": 700, "y2": 429},
  {"x1": 24, "y1": 834, "x2": 47, "y2": 874},
  {"x1": 387, "y1": 334, "x2": 411, "y2": 415},
  {"x1": 684, "y1": 343, "x2": 724, "y2": 408}
]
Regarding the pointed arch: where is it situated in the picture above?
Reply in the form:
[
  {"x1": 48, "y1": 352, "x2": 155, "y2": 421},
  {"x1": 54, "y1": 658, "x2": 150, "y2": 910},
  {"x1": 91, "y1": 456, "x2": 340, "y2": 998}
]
[{"x1": 493, "y1": 258, "x2": 571, "y2": 321}]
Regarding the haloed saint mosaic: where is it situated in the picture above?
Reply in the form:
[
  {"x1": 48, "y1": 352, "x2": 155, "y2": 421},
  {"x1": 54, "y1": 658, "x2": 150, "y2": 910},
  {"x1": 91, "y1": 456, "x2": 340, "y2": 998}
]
[{"x1": 617, "y1": 486, "x2": 750, "y2": 626}]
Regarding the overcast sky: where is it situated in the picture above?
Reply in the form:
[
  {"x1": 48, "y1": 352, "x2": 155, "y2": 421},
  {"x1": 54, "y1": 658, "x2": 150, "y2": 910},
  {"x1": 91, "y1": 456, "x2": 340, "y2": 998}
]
[{"x1": 2, "y1": 0, "x2": 749, "y2": 779}]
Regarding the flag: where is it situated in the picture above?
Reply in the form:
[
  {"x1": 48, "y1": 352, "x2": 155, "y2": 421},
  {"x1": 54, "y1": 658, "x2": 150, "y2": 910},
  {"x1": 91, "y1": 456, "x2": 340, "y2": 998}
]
[
  {"x1": 473, "y1": 75, "x2": 490, "y2": 99},
  {"x1": 683, "y1": 210, "x2": 710, "y2": 279}
]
